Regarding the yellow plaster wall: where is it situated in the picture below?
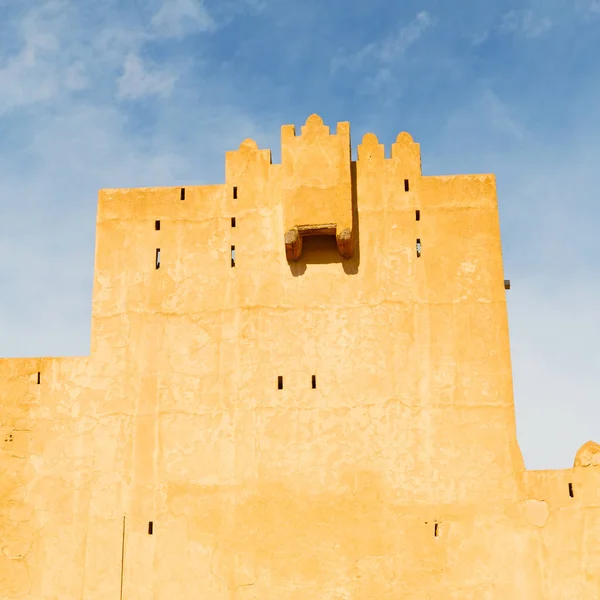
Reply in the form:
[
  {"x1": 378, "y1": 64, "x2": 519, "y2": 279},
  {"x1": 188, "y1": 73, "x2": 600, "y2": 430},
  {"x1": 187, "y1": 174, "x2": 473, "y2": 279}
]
[{"x1": 1, "y1": 115, "x2": 599, "y2": 599}]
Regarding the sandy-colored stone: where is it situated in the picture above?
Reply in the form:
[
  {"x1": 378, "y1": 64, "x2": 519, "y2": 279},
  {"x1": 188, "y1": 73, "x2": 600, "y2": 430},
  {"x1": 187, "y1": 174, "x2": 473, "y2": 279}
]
[
  {"x1": 574, "y1": 441, "x2": 600, "y2": 467},
  {"x1": 1, "y1": 115, "x2": 600, "y2": 598},
  {"x1": 524, "y1": 499, "x2": 550, "y2": 528}
]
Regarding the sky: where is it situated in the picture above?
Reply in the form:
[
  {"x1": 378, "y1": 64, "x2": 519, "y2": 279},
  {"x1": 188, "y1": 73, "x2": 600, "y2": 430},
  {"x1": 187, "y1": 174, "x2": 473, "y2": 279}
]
[{"x1": 0, "y1": 0, "x2": 599, "y2": 471}]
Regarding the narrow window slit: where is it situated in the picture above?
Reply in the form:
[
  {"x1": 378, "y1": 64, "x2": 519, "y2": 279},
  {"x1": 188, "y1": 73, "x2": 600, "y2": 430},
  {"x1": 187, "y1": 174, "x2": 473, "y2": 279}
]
[
  {"x1": 569, "y1": 483, "x2": 574, "y2": 498},
  {"x1": 404, "y1": 179, "x2": 410, "y2": 192},
  {"x1": 231, "y1": 217, "x2": 236, "y2": 228},
  {"x1": 155, "y1": 220, "x2": 160, "y2": 231},
  {"x1": 278, "y1": 376, "x2": 283, "y2": 390},
  {"x1": 180, "y1": 188, "x2": 185, "y2": 201},
  {"x1": 434, "y1": 523, "x2": 438, "y2": 537},
  {"x1": 416, "y1": 239, "x2": 421, "y2": 257},
  {"x1": 37, "y1": 371, "x2": 40, "y2": 385},
  {"x1": 155, "y1": 249, "x2": 161, "y2": 269},
  {"x1": 231, "y1": 245, "x2": 235, "y2": 268},
  {"x1": 148, "y1": 521, "x2": 153, "y2": 535},
  {"x1": 416, "y1": 209, "x2": 420, "y2": 221},
  {"x1": 233, "y1": 186, "x2": 238, "y2": 199},
  {"x1": 312, "y1": 375, "x2": 316, "y2": 389}
]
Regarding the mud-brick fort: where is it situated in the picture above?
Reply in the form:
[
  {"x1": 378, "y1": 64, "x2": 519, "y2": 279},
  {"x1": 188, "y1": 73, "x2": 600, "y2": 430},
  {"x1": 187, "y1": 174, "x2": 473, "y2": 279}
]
[{"x1": 1, "y1": 114, "x2": 600, "y2": 599}]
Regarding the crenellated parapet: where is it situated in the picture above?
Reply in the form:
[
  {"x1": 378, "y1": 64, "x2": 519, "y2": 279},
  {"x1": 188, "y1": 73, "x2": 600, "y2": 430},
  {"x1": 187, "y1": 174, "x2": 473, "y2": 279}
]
[
  {"x1": 280, "y1": 114, "x2": 354, "y2": 261},
  {"x1": 222, "y1": 115, "x2": 424, "y2": 262}
]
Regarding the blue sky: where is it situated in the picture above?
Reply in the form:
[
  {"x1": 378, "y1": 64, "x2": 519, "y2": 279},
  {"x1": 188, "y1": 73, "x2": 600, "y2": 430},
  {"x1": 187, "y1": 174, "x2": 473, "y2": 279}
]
[{"x1": 1, "y1": 0, "x2": 599, "y2": 470}]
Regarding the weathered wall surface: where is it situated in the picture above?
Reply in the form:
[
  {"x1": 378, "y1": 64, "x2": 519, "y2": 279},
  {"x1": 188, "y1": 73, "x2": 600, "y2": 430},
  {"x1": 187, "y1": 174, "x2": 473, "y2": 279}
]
[{"x1": 1, "y1": 114, "x2": 599, "y2": 599}]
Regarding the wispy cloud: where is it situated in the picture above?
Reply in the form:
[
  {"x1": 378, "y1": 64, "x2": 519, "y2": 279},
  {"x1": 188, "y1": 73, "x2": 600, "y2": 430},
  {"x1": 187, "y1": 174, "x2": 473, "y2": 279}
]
[
  {"x1": 150, "y1": 0, "x2": 216, "y2": 38},
  {"x1": 117, "y1": 53, "x2": 177, "y2": 99},
  {"x1": 374, "y1": 11, "x2": 435, "y2": 62},
  {"x1": 443, "y1": 87, "x2": 526, "y2": 142},
  {"x1": 0, "y1": 2, "x2": 65, "y2": 113},
  {"x1": 64, "y1": 60, "x2": 87, "y2": 91},
  {"x1": 242, "y1": 0, "x2": 269, "y2": 12},
  {"x1": 0, "y1": 0, "x2": 220, "y2": 111},
  {"x1": 500, "y1": 9, "x2": 552, "y2": 38},
  {"x1": 471, "y1": 7, "x2": 553, "y2": 46},
  {"x1": 471, "y1": 31, "x2": 490, "y2": 46},
  {"x1": 485, "y1": 90, "x2": 525, "y2": 139},
  {"x1": 332, "y1": 11, "x2": 435, "y2": 72}
]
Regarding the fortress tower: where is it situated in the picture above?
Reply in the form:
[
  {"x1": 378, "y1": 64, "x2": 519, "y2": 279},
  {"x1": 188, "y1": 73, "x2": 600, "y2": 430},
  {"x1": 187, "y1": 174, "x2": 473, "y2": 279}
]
[{"x1": 1, "y1": 114, "x2": 600, "y2": 599}]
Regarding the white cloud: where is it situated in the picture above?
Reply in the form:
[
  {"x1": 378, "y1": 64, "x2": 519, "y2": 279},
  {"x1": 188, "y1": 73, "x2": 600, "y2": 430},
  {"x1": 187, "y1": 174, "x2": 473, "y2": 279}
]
[
  {"x1": 64, "y1": 60, "x2": 87, "y2": 91},
  {"x1": 243, "y1": 0, "x2": 268, "y2": 12},
  {"x1": 471, "y1": 31, "x2": 489, "y2": 46},
  {"x1": 377, "y1": 11, "x2": 435, "y2": 62},
  {"x1": 150, "y1": 0, "x2": 216, "y2": 38},
  {"x1": 485, "y1": 90, "x2": 524, "y2": 139},
  {"x1": 332, "y1": 11, "x2": 435, "y2": 72},
  {"x1": 0, "y1": 2, "x2": 63, "y2": 114},
  {"x1": 0, "y1": 0, "x2": 218, "y2": 115},
  {"x1": 500, "y1": 9, "x2": 552, "y2": 38},
  {"x1": 117, "y1": 53, "x2": 177, "y2": 100},
  {"x1": 444, "y1": 88, "x2": 525, "y2": 140}
]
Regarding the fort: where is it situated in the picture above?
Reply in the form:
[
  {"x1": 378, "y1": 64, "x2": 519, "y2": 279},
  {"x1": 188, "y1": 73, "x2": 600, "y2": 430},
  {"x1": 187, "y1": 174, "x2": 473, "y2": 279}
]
[{"x1": 1, "y1": 114, "x2": 599, "y2": 598}]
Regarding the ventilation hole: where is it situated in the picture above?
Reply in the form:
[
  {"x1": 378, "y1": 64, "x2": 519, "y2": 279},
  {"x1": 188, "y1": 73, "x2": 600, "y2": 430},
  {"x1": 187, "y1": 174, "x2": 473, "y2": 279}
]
[
  {"x1": 231, "y1": 245, "x2": 235, "y2": 268},
  {"x1": 404, "y1": 179, "x2": 410, "y2": 192},
  {"x1": 569, "y1": 483, "x2": 574, "y2": 498},
  {"x1": 180, "y1": 188, "x2": 185, "y2": 201},
  {"x1": 434, "y1": 523, "x2": 438, "y2": 537},
  {"x1": 312, "y1": 375, "x2": 316, "y2": 389},
  {"x1": 155, "y1": 220, "x2": 160, "y2": 231},
  {"x1": 504, "y1": 279, "x2": 511, "y2": 290},
  {"x1": 148, "y1": 521, "x2": 153, "y2": 535},
  {"x1": 231, "y1": 217, "x2": 236, "y2": 228},
  {"x1": 37, "y1": 371, "x2": 40, "y2": 385},
  {"x1": 278, "y1": 376, "x2": 283, "y2": 390},
  {"x1": 415, "y1": 209, "x2": 420, "y2": 221},
  {"x1": 156, "y1": 248, "x2": 161, "y2": 269},
  {"x1": 416, "y1": 239, "x2": 421, "y2": 258},
  {"x1": 233, "y1": 186, "x2": 238, "y2": 199}
]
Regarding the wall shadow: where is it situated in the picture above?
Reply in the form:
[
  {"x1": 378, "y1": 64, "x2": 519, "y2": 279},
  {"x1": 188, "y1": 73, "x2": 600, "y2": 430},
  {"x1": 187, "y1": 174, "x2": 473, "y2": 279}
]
[{"x1": 289, "y1": 161, "x2": 360, "y2": 277}]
